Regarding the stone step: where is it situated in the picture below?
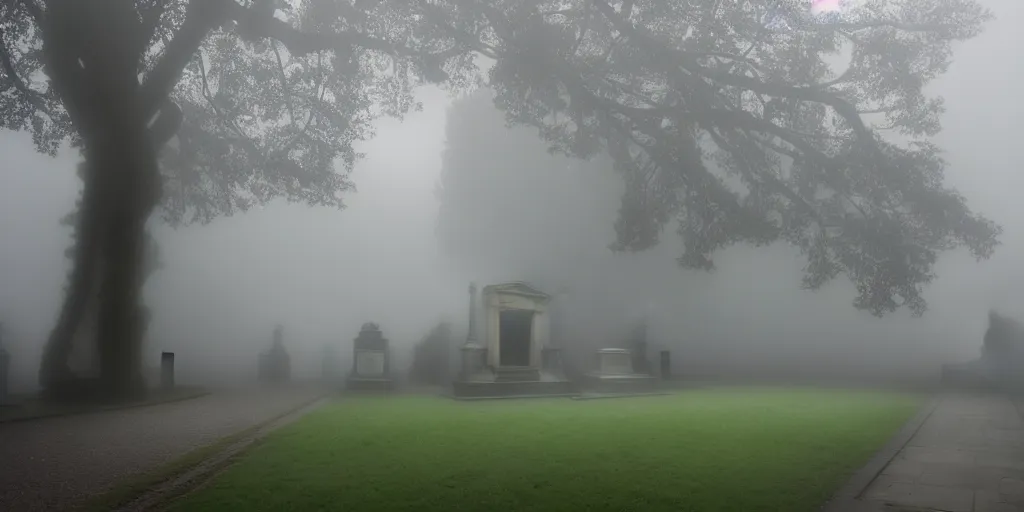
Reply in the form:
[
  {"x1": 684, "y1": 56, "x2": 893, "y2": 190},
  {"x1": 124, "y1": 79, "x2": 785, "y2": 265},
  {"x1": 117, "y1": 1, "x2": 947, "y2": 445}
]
[{"x1": 495, "y1": 366, "x2": 541, "y2": 382}]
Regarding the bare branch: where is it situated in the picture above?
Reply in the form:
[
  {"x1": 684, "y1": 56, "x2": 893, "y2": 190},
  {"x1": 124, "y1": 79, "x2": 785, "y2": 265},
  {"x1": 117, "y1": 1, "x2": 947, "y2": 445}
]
[{"x1": 271, "y1": 41, "x2": 295, "y2": 124}]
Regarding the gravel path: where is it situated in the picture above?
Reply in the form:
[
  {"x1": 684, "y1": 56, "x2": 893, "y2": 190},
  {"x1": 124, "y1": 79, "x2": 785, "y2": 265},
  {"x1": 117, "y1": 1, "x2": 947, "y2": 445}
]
[{"x1": 0, "y1": 385, "x2": 326, "y2": 511}]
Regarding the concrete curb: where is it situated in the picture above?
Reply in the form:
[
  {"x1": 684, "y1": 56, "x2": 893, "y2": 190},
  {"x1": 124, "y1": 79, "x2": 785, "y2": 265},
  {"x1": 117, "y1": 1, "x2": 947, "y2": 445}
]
[
  {"x1": 0, "y1": 388, "x2": 211, "y2": 425},
  {"x1": 111, "y1": 394, "x2": 331, "y2": 512},
  {"x1": 819, "y1": 394, "x2": 942, "y2": 512}
]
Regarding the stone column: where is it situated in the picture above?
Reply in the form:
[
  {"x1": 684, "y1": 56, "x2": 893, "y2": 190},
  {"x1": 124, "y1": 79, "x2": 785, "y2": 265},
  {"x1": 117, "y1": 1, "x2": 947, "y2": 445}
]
[
  {"x1": 459, "y1": 282, "x2": 485, "y2": 380},
  {"x1": 467, "y1": 282, "x2": 478, "y2": 344}
]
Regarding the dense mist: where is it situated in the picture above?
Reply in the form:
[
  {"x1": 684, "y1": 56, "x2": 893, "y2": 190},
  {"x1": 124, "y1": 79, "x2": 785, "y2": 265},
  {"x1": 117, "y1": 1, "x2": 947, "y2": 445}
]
[{"x1": 2, "y1": 0, "x2": 1024, "y2": 394}]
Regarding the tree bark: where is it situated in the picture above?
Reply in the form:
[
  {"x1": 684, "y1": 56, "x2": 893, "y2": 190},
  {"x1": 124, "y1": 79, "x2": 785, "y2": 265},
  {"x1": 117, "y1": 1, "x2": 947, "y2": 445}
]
[
  {"x1": 39, "y1": 162, "x2": 106, "y2": 393},
  {"x1": 38, "y1": 0, "x2": 163, "y2": 403}
]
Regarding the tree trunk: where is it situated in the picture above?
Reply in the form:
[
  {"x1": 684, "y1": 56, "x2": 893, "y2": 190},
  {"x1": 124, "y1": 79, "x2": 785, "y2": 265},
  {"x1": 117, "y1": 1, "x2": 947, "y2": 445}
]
[
  {"x1": 38, "y1": 162, "x2": 108, "y2": 399},
  {"x1": 38, "y1": 0, "x2": 171, "y2": 403},
  {"x1": 91, "y1": 117, "x2": 160, "y2": 402}
]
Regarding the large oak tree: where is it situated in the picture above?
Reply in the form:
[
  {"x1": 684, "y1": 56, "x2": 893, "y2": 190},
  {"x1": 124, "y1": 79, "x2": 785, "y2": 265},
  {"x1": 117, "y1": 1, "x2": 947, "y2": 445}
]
[{"x1": 0, "y1": 0, "x2": 1000, "y2": 400}]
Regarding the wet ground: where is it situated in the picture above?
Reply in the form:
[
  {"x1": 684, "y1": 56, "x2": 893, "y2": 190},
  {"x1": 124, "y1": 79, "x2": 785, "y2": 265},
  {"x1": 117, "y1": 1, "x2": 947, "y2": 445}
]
[{"x1": 0, "y1": 384, "x2": 325, "y2": 511}]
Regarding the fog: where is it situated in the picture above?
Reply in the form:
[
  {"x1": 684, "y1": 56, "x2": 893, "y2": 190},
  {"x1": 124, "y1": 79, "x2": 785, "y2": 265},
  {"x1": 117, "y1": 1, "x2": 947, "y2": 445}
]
[{"x1": 2, "y1": 0, "x2": 1024, "y2": 393}]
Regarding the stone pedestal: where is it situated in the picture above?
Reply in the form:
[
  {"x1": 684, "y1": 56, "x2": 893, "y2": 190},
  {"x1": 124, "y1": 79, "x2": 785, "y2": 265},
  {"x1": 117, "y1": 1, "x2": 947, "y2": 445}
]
[
  {"x1": 160, "y1": 352, "x2": 175, "y2": 391},
  {"x1": 346, "y1": 323, "x2": 393, "y2": 392},
  {"x1": 459, "y1": 343, "x2": 486, "y2": 379},
  {"x1": 584, "y1": 348, "x2": 659, "y2": 394}
]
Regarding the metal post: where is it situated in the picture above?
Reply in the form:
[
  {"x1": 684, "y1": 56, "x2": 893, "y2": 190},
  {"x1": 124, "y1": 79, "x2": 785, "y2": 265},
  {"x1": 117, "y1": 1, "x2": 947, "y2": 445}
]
[{"x1": 160, "y1": 352, "x2": 175, "y2": 390}]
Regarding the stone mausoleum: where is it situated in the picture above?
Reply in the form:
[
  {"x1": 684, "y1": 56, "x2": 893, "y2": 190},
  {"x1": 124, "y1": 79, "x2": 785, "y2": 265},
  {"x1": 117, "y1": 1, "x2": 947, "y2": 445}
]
[{"x1": 453, "y1": 282, "x2": 573, "y2": 398}]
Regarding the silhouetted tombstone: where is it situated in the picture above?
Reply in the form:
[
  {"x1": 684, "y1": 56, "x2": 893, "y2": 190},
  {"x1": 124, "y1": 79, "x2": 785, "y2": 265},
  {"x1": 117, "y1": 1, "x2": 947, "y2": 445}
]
[
  {"x1": 660, "y1": 350, "x2": 671, "y2": 380},
  {"x1": 346, "y1": 322, "x2": 393, "y2": 392},
  {"x1": 258, "y1": 326, "x2": 291, "y2": 384},
  {"x1": 160, "y1": 352, "x2": 175, "y2": 391},
  {"x1": 0, "y1": 325, "x2": 9, "y2": 402},
  {"x1": 944, "y1": 311, "x2": 1024, "y2": 393}
]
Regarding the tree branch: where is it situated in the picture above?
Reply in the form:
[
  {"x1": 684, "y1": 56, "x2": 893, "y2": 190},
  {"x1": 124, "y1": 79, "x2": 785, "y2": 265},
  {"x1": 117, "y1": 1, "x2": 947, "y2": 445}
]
[
  {"x1": 0, "y1": 25, "x2": 52, "y2": 115},
  {"x1": 139, "y1": 0, "x2": 232, "y2": 122},
  {"x1": 224, "y1": 0, "x2": 457, "y2": 82},
  {"x1": 588, "y1": 0, "x2": 874, "y2": 145}
]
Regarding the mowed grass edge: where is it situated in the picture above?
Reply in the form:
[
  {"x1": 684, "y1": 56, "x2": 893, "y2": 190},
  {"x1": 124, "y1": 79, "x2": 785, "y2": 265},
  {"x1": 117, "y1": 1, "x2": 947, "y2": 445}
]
[{"x1": 168, "y1": 387, "x2": 920, "y2": 512}]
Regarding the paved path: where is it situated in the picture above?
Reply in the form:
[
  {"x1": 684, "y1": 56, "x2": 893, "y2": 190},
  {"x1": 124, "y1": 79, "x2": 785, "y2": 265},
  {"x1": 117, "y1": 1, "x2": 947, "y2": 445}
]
[
  {"x1": 0, "y1": 385, "x2": 325, "y2": 511},
  {"x1": 839, "y1": 393, "x2": 1024, "y2": 512}
]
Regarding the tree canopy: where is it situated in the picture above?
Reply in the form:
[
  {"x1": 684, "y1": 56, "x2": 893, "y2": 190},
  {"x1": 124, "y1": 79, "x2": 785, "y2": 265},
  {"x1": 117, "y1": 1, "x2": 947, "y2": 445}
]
[{"x1": 1, "y1": 0, "x2": 1002, "y2": 317}]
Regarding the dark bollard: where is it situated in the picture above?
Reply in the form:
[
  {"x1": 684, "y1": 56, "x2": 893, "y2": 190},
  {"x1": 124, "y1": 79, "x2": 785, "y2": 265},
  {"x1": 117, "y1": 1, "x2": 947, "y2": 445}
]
[
  {"x1": 160, "y1": 352, "x2": 175, "y2": 391},
  {"x1": 0, "y1": 346, "x2": 9, "y2": 401},
  {"x1": 659, "y1": 350, "x2": 671, "y2": 380}
]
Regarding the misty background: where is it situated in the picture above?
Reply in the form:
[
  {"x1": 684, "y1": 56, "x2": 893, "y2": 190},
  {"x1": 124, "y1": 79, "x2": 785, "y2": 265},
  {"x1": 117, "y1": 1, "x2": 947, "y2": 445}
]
[{"x1": 2, "y1": 0, "x2": 1023, "y2": 393}]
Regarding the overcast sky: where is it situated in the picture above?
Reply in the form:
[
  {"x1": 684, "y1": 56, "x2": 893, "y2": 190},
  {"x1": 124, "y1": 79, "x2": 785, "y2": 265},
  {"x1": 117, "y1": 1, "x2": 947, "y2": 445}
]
[{"x1": 1, "y1": 0, "x2": 1023, "y2": 390}]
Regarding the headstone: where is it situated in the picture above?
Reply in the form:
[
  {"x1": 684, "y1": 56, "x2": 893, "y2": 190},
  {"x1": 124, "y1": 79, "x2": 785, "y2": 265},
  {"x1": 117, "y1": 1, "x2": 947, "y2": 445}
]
[
  {"x1": 660, "y1": 350, "x2": 671, "y2": 380},
  {"x1": 259, "y1": 325, "x2": 291, "y2": 384},
  {"x1": 346, "y1": 322, "x2": 393, "y2": 392},
  {"x1": 160, "y1": 352, "x2": 175, "y2": 390},
  {"x1": 584, "y1": 347, "x2": 659, "y2": 394},
  {"x1": 598, "y1": 348, "x2": 634, "y2": 375}
]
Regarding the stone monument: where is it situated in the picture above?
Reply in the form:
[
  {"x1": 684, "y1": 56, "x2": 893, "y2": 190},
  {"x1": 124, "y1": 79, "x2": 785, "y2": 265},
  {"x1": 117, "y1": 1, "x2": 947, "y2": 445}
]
[
  {"x1": 943, "y1": 311, "x2": 1024, "y2": 392},
  {"x1": 452, "y1": 281, "x2": 573, "y2": 399},
  {"x1": 258, "y1": 325, "x2": 291, "y2": 384},
  {"x1": 346, "y1": 322, "x2": 393, "y2": 392},
  {"x1": 584, "y1": 347, "x2": 659, "y2": 394}
]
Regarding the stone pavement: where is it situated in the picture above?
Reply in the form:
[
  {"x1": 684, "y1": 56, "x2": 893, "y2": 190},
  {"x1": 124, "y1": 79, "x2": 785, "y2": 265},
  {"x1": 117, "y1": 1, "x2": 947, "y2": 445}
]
[
  {"x1": 833, "y1": 393, "x2": 1024, "y2": 512},
  {"x1": 0, "y1": 384, "x2": 325, "y2": 511}
]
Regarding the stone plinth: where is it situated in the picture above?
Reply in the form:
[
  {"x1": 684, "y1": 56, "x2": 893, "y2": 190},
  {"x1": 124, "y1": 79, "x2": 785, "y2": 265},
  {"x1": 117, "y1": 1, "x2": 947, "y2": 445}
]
[
  {"x1": 346, "y1": 323, "x2": 393, "y2": 392},
  {"x1": 584, "y1": 348, "x2": 659, "y2": 394}
]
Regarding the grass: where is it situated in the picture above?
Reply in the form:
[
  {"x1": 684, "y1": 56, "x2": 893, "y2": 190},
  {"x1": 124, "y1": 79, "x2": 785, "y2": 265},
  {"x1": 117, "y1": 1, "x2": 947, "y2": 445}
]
[{"x1": 169, "y1": 388, "x2": 919, "y2": 512}]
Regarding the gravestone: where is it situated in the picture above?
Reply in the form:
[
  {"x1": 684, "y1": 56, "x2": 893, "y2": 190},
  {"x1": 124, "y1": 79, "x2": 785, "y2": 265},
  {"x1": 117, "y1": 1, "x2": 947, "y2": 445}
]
[
  {"x1": 346, "y1": 323, "x2": 393, "y2": 392},
  {"x1": 583, "y1": 347, "x2": 659, "y2": 394},
  {"x1": 258, "y1": 326, "x2": 291, "y2": 384},
  {"x1": 659, "y1": 350, "x2": 671, "y2": 380},
  {"x1": 598, "y1": 348, "x2": 635, "y2": 375},
  {"x1": 943, "y1": 311, "x2": 1024, "y2": 393},
  {"x1": 160, "y1": 352, "x2": 175, "y2": 390}
]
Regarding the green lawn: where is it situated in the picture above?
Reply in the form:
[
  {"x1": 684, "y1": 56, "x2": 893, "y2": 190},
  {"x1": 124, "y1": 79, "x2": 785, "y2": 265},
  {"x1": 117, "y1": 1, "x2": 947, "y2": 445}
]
[{"x1": 169, "y1": 388, "x2": 918, "y2": 512}]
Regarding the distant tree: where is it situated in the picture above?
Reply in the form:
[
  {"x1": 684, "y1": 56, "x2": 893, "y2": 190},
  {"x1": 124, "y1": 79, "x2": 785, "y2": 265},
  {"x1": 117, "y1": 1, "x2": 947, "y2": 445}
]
[
  {"x1": 0, "y1": 0, "x2": 1001, "y2": 401},
  {"x1": 429, "y1": 0, "x2": 1002, "y2": 317},
  {"x1": 0, "y1": 0, "x2": 469, "y2": 401}
]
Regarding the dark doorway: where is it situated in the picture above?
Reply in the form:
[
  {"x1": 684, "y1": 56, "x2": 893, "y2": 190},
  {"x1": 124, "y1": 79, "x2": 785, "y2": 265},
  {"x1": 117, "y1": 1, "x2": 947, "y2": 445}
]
[{"x1": 499, "y1": 309, "x2": 533, "y2": 366}]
